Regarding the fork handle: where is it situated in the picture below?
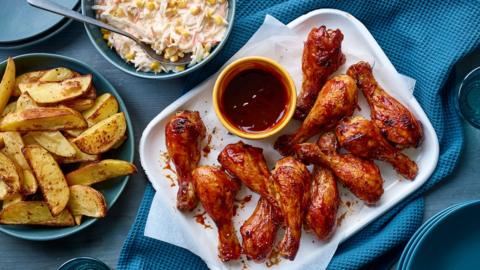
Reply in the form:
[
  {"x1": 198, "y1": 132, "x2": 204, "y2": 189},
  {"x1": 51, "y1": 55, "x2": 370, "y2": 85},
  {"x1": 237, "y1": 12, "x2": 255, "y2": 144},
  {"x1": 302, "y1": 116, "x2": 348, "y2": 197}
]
[{"x1": 27, "y1": 0, "x2": 138, "y2": 42}]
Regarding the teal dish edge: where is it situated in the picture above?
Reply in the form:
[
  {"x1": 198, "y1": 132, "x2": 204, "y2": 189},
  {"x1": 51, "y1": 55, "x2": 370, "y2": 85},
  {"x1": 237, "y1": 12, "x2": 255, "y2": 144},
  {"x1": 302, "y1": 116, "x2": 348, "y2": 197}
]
[
  {"x1": 0, "y1": 53, "x2": 135, "y2": 241},
  {"x1": 81, "y1": 0, "x2": 236, "y2": 80}
]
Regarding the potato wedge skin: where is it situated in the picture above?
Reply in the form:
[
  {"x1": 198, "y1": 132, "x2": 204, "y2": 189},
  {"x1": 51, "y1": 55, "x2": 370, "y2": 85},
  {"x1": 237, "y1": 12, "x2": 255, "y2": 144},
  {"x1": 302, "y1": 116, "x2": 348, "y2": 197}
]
[
  {"x1": 72, "y1": 112, "x2": 126, "y2": 154},
  {"x1": 23, "y1": 145, "x2": 70, "y2": 216},
  {"x1": 2, "y1": 193, "x2": 23, "y2": 209},
  {"x1": 21, "y1": 169, "x2": 38, "y2": 195},
  {"x1": 62, "y1": 98, "x2": 95, "y2": 111},
  {"x1": 0, "y1": 106, "x2": 88, "y2": 131},
  {"x1": 29, "y1": 131, "x2": 76, "y2": 157},
  {"x1": 14, "y1": 70, "x2": 46, "y2": 96},
  {"x1": 39, "y1": 67, "x2": 74, "y2": 82},
  {"x1": 16, "y1": 93, "x2": 38, "y2": 111},
  {"x1": 1, "y1": 131, "x2": 30, "y2": 169},
  {"x1": 0, "y1": 201, "x2": 74, "y2": 226},
  {"x1": 66, "y1": 159, "x2": 137, "y2": 186},
  {"x1": 56, "y1": 138, "x2": 100, "y2": 164},
  {"x1": 2, "y1": 101, "x2": 17, "y2": 117},
  {"x1": 22, "y1": 74, "x2": 92, "y2": 104},
  {"x1": 0, "y1": 151, "x2": 21, "y2": 198},
  {"x1": 83, "y1": 93, "x2": 119, "y2": 126},
  {"x1": 68, "y1": 185, "x2": 107, "y2": 217},
  {"x1": 0, "y1": 58, "x2": 15, "y2": 112}
]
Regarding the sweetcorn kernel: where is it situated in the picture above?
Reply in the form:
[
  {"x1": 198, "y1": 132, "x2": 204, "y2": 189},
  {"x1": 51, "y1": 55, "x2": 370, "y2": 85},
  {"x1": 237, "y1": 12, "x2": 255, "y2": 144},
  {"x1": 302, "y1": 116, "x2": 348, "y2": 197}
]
[
  {"x1": 212, "y1": 14, "x2": 224, "y2": 25},
  {"x1": 101, "y1": 29, "x2": 110, "y2": 34},
  {"x1": 175, "y1": 65, "x2": 185, "y2": 72},
  {"x1": 175, "y1": 26, "x2": 189, "y2": 37},
  {"x1": 205, "y1": 8, "x2": 214, "y2": 18},
  {"x1": 136, "y1": 0, "x2": 144, "y2": 8},
  {"x1": 177, "y1": 0, "x2": 187, "y2": 8},
  {"x1": 164, "y1": 47, "x2": 177, "y2": 58},
  {"x1": 114, "y1": 8, "x2": 126, "y2": 17},
  {"x1": 102, "y1": 33, "x2": 110, "y2": 40},
  {"x1": 150, "y1": 61, "x2": 160, "y2": 70},
  {"x1": 146, "y1": 1, "x2": 156, "y2": 10},
  {"x1": 190, "y1": 6, "x2": 201, "y2": 15},
  {"x1": 125, "y1": 51, "x2": 136, "y2": 60},
  {"x1": 167, "y1": 0, "x2": 176, "y2": 8},
  {"x1": 206, "y1": 0, "x2": 216, "y2": 5},
  {"x1": 165, "y1": 7, "x2": 177, "y2": 16},
  {"x1": 170, "y1": 55, "x2": 179, "y2": 62}
]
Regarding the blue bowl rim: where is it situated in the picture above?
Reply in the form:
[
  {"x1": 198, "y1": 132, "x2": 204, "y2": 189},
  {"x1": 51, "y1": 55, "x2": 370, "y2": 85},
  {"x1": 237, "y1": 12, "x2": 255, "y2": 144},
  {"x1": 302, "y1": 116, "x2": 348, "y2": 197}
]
[
  {"x1": 81, "y1": 0, "x2": 236, "y2": 80},
  {"x1": 0, "y1": 53, "x2": 135, "y2": 241}
]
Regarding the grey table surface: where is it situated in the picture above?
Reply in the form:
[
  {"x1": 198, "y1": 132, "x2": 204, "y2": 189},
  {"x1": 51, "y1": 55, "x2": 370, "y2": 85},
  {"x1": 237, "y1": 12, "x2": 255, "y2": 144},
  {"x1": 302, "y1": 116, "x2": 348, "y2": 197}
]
[{"x1": 0, "y1": 22, "x2": 479, "y2": 270}]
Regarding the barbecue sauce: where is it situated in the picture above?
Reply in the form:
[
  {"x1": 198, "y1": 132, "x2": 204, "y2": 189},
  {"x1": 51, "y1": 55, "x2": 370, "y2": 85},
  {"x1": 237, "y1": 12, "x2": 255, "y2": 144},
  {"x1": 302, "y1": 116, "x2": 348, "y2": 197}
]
[{"x1": 220, "y1": 68, "x2": 289, "y2": 133}]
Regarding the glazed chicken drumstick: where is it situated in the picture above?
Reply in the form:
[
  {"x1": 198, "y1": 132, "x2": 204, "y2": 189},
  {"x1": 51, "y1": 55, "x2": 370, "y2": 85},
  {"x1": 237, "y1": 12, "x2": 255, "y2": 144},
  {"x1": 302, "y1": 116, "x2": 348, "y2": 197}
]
[
  {"x1": 165, "y1": 110, "x2": 206, "y2": 211},
  {"x1": 347, "y1": 61, "x2": 423, "y2": 149},
  {"x1": 295, "y1": 26, "x2": 346, "y2": 120},
  {"x1": 275, "y1": 75, "x2": 358, "y2": 156},
  {"x1": 294, "y1": 132, "x2": 384, "y2": 204},
  {"x1": 336, "y1": 116, "x2": 418, "y2": 180},
  {"x1": 192, "y1": 166, "x2": 241, "y2": 261},
  {"x1": 218, "y1": 142, "x2": 280, "y2": 261},
  {"x1": 305, "y1": 165, "x2": 340, "y2": 240},
  {"x1": 271, "y1": 157, "x2": 311, "y2": 260}
]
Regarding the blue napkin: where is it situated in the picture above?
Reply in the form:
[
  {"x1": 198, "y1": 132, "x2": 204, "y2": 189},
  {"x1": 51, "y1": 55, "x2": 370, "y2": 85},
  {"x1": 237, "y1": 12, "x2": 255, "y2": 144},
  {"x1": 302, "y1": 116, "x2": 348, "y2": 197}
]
[{"x1": 118, "y1": 1, "x2": 480, "y2": 269}]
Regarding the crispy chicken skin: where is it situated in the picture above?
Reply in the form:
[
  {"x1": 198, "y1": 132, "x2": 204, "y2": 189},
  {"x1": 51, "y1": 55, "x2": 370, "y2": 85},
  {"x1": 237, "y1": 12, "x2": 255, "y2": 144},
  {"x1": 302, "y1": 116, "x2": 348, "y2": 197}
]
[
  {"x1": 295, "y1": 26, "x2": 346, "y2": 120},
  {"x1": 294, "y1": 132, "x2": 383, "y2": 204},
  {"x1": 271, "y1": 157, "x2": 311, "y2": 260},
  {"x1": 304, "y1": 166, "x2": 339, "y2": 240},
  {"x1": 336, "y1": 116, "x2": 418, "y2": 180},
  {"x1": 275, "y1": 75, "x2": 358, "y2": 156},
  {"x1": 218, "y1": 142, "x2": 278, "y2": 209},
  {"x1": 165, "y1": 110, "x2": 206, "y2": 211},
  {"x1": 240, "y1": 197, "x2": 279, "y2": 262},
  {"x1": 192, "y1": 166, "x2": 241, "y2": 261},
  {"x1": 347, "y1": 61, "x2": 423, "y2": 149},
  {"x1": 218, "y1": 142, "x2": 280, "y2": 260}
]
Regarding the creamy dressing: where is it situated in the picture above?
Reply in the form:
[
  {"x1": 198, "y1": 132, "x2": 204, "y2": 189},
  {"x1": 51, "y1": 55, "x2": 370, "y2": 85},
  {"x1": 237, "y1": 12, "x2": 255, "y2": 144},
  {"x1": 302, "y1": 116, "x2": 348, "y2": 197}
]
[{"x1": 93, "y1": 0, "x2": 228, "y2": 73}]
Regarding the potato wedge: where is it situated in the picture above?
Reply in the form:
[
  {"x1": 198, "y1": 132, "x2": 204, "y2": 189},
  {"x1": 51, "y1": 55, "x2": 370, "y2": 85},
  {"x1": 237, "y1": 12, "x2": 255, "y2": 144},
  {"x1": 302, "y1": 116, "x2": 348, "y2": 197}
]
[
  {"x1": 29, "y1": 131, "x2": 76, "y2": 157},
  {"x1": 14, "y1": 70, "x2": 46, "y2": 96},
  {"x1": 62, "y1": 98, "x2": 95, "y2": 111},
  {"x1": 0, "y1": 57, "x2": 15, "y2": 112},
  {"x1": 0, "y1": 106, "x2": 88, "y2": 131},
  {"x1": 74, "y1": 215, "x2": 82, "y2": 225},
  {"x1": 16, "y1": 92, "x2": 38, "y2": 111},
  {"x1": 0, "y1": 135, "x2": 4, "y2": 149},
  {"x1": 66, "y1": 159, "x2": 136, "y2": 186},
  {"x1": 56, "y1": 139, "x2": 100, "y2": 164},
  {"x1": 2, "y1": 193, "x2": 23, "y2": 209},
  {"x1": 23, "y1": 145, "x2": 69, "y2": 216},
  {"x1": 22, "y1": 169, "x2": 37, "y2": 195},
  {"x1": 0, "y1": 201, "x2": 74, "y2": 226},
  {"x1": 72, "y1": 112, "x2": 126, "y2": 154},
  {"x1": 111, "y1": 135, "x2": 127, "y2": 149},
  {"x1": 2, "y1": 101, "x2": 16, "y2": 116},
  {"x1": 68, "y1": 185, "x2": 107, "y2": 218},
  {"x1": 1, "y1": 132, "x2": 30, "y2": 169},
  {"x1": 0, "y1": 151, "x2": 20, "y2": 198},
  {"x1": 39, "y1": 67, "x2": 74, "y2": 82},
  {"x1": 19, "y1": 75, "x2": 92, "y2": 104},
  {"x1": 83, "y1": 85, "x2": 97, "y2": 100},
  {"x1": 22, "y1": 133, "x2": 37, "y2": 145},
  {"x1": 82, "y1": 93, "x2": 119, "y2": 126}
]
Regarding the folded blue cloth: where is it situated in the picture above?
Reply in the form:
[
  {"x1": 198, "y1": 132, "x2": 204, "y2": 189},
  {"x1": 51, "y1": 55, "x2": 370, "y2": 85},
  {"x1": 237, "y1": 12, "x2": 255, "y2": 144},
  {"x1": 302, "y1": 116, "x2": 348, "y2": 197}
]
[{"x1": 118, "y1": 1, "x2": 480, "y2": 269}]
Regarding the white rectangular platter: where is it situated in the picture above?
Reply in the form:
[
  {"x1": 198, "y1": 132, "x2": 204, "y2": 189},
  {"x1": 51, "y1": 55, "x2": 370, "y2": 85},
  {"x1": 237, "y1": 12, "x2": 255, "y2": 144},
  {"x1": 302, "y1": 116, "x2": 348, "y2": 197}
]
[{"x1": 140, "y1": 9, "x2": 439, "y2": 270}]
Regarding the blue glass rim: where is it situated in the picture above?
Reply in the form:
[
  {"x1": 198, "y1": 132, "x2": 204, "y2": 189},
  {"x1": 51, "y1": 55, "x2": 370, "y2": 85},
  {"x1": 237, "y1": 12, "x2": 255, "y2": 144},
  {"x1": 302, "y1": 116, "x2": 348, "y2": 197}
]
[
  {"x1": 456, "y1": 65, "x2": 480, "y2": 128},
  {"x1": 57, "y1": 257, "x2": 110, "y2": 270}
]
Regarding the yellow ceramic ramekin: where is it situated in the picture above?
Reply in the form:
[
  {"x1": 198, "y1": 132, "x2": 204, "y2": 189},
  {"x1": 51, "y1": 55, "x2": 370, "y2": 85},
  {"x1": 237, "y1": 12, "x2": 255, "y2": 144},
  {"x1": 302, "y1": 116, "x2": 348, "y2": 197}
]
[{"x1": 213, "y1": 56, "x2": 296, "y2": 140}]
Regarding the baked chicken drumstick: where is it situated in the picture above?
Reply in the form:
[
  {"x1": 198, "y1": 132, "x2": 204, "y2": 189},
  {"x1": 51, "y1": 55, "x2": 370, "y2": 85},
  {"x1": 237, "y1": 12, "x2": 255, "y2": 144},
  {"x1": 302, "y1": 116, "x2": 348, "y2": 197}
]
[
  {"x1": 192, "y1": 166, "x2": 241, "y2": 261},
  {"x1": 218, "y1": 142, "x2": 279, "y2": 261},
  {"x1": 294, "y1": 132, "x2": 384, "y2": 204},
  {"x1": 275, "y1": 75, "x2": 358, "y2": 156},
  {"x1": 347, "y1": 61, "x2": 423, "y2": 149},
  {"x1": 295, "y1": 26, "x2": 346, "y2": 120},
  {"x1": 271, "y1": 157, "x2": 311, "y2": 260},
  {"x1": 165, "y1": 110, "x2": 206, "y2": 211},
  {"x1": 336, "y1": 116, "x2": 418, "y2": 180},
  {"x1": 305, "y1": 165, "x2": 340, "y2": 240}
]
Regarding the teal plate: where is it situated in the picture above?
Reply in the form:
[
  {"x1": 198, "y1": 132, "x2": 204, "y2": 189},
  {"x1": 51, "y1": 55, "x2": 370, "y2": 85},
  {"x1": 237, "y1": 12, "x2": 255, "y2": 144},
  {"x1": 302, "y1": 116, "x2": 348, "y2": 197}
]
[
  {"x1": 81, "y1": 0, "x2": 236, "y2": 79},
  {"x1": 0, "y1": 0, "x2": 79, "y2": 43},
  {"x1": 0, "y1": 54, "x2": 134, "y2": 241},
  {"x1": 396, "y1": 201, "x2": 472, "y2": 270},
  {"x1": 405, "y1": 200, "x2": 480, "y2": 270}
]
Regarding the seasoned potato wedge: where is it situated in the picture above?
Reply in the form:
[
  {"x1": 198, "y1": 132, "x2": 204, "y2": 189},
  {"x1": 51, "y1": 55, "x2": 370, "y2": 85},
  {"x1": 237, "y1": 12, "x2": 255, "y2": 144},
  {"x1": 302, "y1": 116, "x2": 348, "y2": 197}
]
[
  {"x1": 29, "y1": 131, "x2": 76, "y2": 157},
  {"x1": 23, "y1": 145, "x2": 69, "y2": 216},
  {"x1": 21, "y1": 169, "x2": 37, "y2": 195},
  {"x1": 2, "y1": 101, "x2": 17, "y2": 116},
  {"x1": 68, "y1": 185, "x2": 107, "y2": 217},
  {"x1": 22, "y1": 133, "x2": 37, "y2": 145},
  {"x1": 83, "y1": 85, "x2": 97, "y2": 100},
  {"x1": 0, "y1": 58, "x2": 15, "y2": 112},
  {"x1": 72, "y1": 112, "x2": 126, "y2": 154},
  {"x1": 14, "y1": 70, "x2": 45, "y2": 96},
  {"x1": 2, "y1": 193, "x2": 23, "y2": 209},
  {"x1": 0, "y1": 151, "x2": 20, "y2": 198},
  {"x1": 1, "y1": 131, "x2": 30, "y2": 169},
  {"x1": 0, "y1": 201, "x2": 74, "y2": 226},
  {"x1": 56, "y1": 139, "x2": 100, "y2": 164},
  {"x1": 0, "y1": 106, "x2": 88, "y2": 131},
  {"x1": 16, "y1": 93, "x2": 38, "y2": 111},
  {"x1": 39, "y1": 67, "x2": 74, "y2": 82},
  {"x1": 62, "y1": 98, "x2": 95, "y2": 111},
  {"x1": 111, "y1": 135, "x2": 127, "y2": 149},
  {"x1": 74, "y1": 215, "x2": 82, "y2": 225},
  {"x1": 82, "y1": 93, "x2": 119, "y2": 126},
  {"x1": 19, "y1": 75, "x2": 92, "y2": 104},
  {"x1": 66, "y1": 159, "x2": 136, "y2": 186}
]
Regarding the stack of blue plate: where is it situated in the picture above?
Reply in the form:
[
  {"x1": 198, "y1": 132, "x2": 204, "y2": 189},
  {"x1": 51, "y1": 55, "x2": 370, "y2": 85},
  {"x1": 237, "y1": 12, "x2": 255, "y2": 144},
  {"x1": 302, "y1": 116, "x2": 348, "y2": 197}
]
[
  {"x1": 398, "y1": 200, "x2": 480, "y2": 270},
  {"x1": 0, "y1": 0, "x2": 79, "y2": 50}
]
